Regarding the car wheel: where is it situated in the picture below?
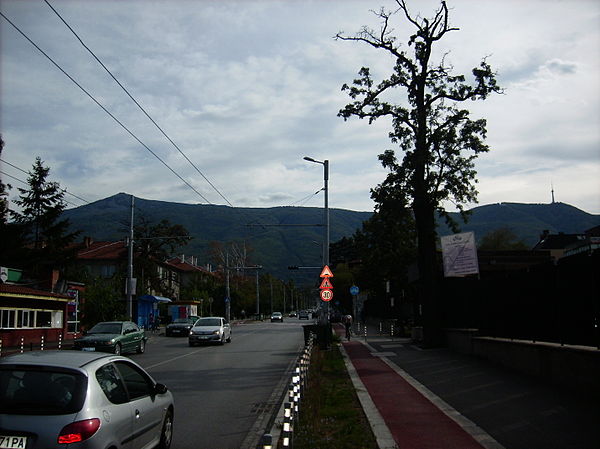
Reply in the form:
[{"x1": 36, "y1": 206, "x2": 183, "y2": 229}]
[
  {"x1": 158, "y1": 409, "x2": 174, "y2": 449},
  {"x1": 136, "y1": 339, "x2": 145, "y2": 354},
  {"x1": 189, "y1": 341, "x2": 195, "y2": 347},
  {"x1": 226, "y1": 334, "x2": 232, "y2": 343}
]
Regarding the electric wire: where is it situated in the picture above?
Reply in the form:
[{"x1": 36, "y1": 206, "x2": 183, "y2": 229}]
[
  {"x1": 0, "y1": 11, "x2": 212, "y2": 205},
  {"x1": 44, "y1": 0, "x2": 234, "y2": 208},
  {"x1": 1, "y1": 158, "x2": 90, "y2": 205},
  {"x1": 0, "y1": 170, "x2": 81, "y2": 209}
]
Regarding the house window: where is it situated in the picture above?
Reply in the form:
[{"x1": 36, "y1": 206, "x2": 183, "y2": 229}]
[
  {"x1": 0, "y1": 309, "x2": 62, "y2": 329},
  {"x1": 1, "y1": 310, "x2": 16, "y2": 328}
]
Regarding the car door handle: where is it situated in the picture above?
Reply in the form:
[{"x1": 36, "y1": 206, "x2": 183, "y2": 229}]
[{"x1": 135, "y1": 409, "x2": 140, "y2": 419}]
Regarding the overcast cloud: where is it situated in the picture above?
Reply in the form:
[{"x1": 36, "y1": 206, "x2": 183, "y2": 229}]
[{"x1": 1, "y1": 0, "x2": 599, "y2": 215}]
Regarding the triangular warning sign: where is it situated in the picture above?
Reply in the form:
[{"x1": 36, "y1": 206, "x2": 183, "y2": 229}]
[
  {"x1": 320, "y1": 265, "x2": 333, "y2": 278},
  {"x1": 320, "y1": 277, "x2": 333, "y2": 289}
]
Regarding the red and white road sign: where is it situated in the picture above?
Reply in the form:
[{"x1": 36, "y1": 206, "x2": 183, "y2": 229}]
[
  {"x1": 319, "y1": 277, "x2": 333, "y2": 289},
  {"x1": 320, "y1": 289, "x2": 333, "y2": 302},
  {"x1": 320, "y1": 265, "x2": 333, "y2": 278}
]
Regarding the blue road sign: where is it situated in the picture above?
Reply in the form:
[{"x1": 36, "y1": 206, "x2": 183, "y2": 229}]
[{"x1": 350, "y1": 285, "x2": 359, "y2": 296}]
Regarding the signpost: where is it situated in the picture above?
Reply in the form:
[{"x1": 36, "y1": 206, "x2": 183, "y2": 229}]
[{"x1": 319, "y1": 265, "x2": 334, "y2": 302}]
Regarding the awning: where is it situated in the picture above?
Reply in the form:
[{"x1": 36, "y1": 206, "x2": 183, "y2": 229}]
[{"x1": 138, "y1": 295, "x2": 172, "y2": 303}]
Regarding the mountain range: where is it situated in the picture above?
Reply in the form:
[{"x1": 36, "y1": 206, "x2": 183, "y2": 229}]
[{"x1": 63, "y1": 193, "x2": 600, "y2": 280}]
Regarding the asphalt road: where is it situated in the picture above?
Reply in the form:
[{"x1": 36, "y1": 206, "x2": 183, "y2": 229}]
[{"x1": 128, "y1": 319, "x2": 306, "y2": 449}]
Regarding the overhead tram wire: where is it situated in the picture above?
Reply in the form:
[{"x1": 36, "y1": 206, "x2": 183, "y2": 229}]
[
  {"x1": 44, "y1": 0, "x2": 233, "y2": 209},
  {"x1": 0, "y1": 170, "x2": 81, "y2": 209},
  {"x1": 1, "y1": 158, "x2": 90, "y2": 205},
  {"x1": 43, "y1": 1, "x2": 266, "y2": 245},
  {"x1": 0, "y1": 11, "x2": 212, "y2": 205}
]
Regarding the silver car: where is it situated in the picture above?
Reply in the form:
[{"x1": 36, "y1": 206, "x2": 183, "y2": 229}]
[
  {"x1": 0, "y1": 351, "x2": 174, "y2": 449},
  {"x1": 188, "y1": 317, "x2": 232, "y2": 346}
]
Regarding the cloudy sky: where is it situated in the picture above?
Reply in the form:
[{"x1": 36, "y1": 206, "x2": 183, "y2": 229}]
[{"x1": 1, "y1": 0, "x2": 599, "y2": 215}]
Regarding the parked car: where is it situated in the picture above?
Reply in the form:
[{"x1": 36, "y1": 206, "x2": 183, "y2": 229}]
[
  {"x1": 0, "y1": 350, "x2": 174, "y2": 449},
  {"x1": 73, "y1": 321, "x2": 146, "y2": 355},
  {"x1": 165, "y1": 317, "x2": 198, "y2": 337},
  {"x1": 188, "y1": 317, "x2": 231, "y2": 346},
  {"x1": 298, "y1": 310, "x2": 310, "y2": 320},
  {"x1": 270, "y1": 312, "x2": 283, "y2": 322}
]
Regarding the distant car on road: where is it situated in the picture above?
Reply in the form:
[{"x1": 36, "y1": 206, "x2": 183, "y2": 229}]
[
  {"x1": 73, "y1": 321, "x2": 146, "y2": 355},
  {"x1": 165, "y1": 317, "x2": 198, "y2": 337},
  {"x1": 189, "y1": 317, "x2": 231, "y2": 346},
  {"x1": 298, "y1": 310, "x2": 310, "y2": 320},
  {"x1": 270, "y1": 312, "x2": 283, "y2": 322},
  {"x1": 288, "y1": 311, "x2": 297, "y2": 317},
  {"x1": 0, "y1": 350, "x2": 174, "y2": 449}
]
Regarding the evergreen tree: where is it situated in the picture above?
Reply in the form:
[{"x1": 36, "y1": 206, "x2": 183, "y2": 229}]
[{"x1": 11, "y1": 157, "x2": 79, "y2": 272}]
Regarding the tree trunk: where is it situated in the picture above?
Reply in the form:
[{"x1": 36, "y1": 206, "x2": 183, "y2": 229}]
[{"x1": 413, "y1": 200, "x2": 443, "y2": 347}]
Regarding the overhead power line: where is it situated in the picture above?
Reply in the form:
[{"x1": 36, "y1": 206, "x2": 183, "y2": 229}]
[
  {"x1": 1, "y1": 158, "x2": 90, "y2": 205},
  {"x1": 44, "y1": 0, "x2": 234, "y2": 208},
  {"x1": 0, "y1": 10, "x2": 212, "y2": 205},
  {"x1": 0, "y1": 170, "x2": 81, "y2": 209}
]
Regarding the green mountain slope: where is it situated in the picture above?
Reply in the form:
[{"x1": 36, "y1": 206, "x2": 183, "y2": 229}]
[
  {"x1": 63, "y1": 194, "x2": 599, "y2": 279},
  {"x1": 439, "y1": 202, "x2": 600, "y2": 246}
]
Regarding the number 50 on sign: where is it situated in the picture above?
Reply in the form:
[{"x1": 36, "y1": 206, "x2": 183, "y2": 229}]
[{"x1": 320, "y1": 289, "x2": 333, "y2": 302}]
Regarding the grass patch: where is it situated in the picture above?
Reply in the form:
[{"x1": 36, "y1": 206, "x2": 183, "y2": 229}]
[{"x1": 292, "y1": 343, "x2": 378, "y2": 449}]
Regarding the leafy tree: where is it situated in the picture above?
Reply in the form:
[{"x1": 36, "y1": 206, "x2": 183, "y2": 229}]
[
  {"x1": 337, "y1": 1, "x2": 501, "y2": 345},
  {"x1": 133, "y1": 216, "x2": 191, "y2": 296},
  {"x1": 10, "y1": 157, "x2": 79, "y2": 273},
  {"x1": 81, "y1": 276, "x2": 127, "y2": 328},
  {"x1": 478, "y1": 227, "x2": 528, "y2": 251}
]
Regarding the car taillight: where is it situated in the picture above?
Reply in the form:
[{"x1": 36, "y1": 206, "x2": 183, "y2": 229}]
[{"x1": 58, "y1": 418, "x2": 101, "y2": 444}]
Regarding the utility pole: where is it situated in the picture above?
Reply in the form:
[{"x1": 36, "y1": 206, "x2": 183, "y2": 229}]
[
  {"x1": 126, "y1": 195, "x2": 135, "y2": 321},
  {"x1": 225, "y1": 252, "x2": 231, "y2": 322}
]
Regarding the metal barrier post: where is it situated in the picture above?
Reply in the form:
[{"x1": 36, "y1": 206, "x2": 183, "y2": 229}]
[
  {"x1": 20, "y1": 337, "x2": 24, "y2": 353},
  {"x1": 41, "y1": 335, "x2": 45, "y2": 351},
  {"x1": 261, "y1": 433, "x2": 273, "y2": 449},
  {"x1": 58, "y1": 333, "x2": 63, "y2": 350},
  {"x1": 282, "y1": 402, "x2": 293, "y2": 447}
]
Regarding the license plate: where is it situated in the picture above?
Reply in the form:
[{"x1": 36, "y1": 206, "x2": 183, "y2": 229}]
[
  {"x1": 82, "y1": 347, "x2": 96, "y2": 351},
  {"x1": 0, "y1": 436, "x2": 27, "y2": 449},
  {"x1": 172, "y1": 329, "x2": 180, "y2": 333}
]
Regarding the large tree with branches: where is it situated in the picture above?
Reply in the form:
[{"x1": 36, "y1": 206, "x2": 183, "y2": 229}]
[{"x1": 337, "y1": 1, "x2": 501, "y2": 345}]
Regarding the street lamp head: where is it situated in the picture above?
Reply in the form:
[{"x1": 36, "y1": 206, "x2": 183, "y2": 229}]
[{"x1": 303, "y1": 156, "x2": 316, "y2": 162}]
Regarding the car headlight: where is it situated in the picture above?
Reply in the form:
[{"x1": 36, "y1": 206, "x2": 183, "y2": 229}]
[{"x1": 213, "y1": 330, "x2": 220, "y2": 335}]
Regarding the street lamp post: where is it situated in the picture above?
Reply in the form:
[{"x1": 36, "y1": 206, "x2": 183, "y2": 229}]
[
  {"x1": 303, "y1": 157, "x2": 329, "y2": 266},
  {"x1": 304, "y1": 156, "x2": 330, "y2": 330}
]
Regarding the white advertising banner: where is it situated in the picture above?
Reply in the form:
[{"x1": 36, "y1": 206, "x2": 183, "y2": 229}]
[{"x1": 441, "y1": 231, "x2": 479, "y2": 277}]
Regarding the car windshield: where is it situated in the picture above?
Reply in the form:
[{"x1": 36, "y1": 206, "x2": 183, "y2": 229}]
[
  {"x1": 195, "y1": 318, "x2": 221, "y2": 327},
  {"x1": 88, "y1": 322, "x2": 122, "y2": 334},
  {"x1": 0, "y1": 368, "x2": 87, "y2": 415},
  {"x1": 173, "y1": 318, "x2": 192, "y2": 324},
  {"x1": 273, "y1": 313, "x2": 281, "y2": 316}
]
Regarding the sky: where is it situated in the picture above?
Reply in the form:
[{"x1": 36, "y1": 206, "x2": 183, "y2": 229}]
[{"x1": 1, "y1": 0, "x2": 599, "y2": 215}]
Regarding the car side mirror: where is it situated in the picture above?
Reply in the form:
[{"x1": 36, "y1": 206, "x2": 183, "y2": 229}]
[{"x1": 154, "y1": 383, "x2": 168, "y2": 395}]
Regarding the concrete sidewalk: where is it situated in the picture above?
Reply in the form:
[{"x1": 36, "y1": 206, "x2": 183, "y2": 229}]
[{"x1": 334, "y1": 323, "x2": 600, "y2": 449}]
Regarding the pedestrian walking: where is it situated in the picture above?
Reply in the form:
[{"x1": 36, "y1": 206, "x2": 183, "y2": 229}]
[{"x1": 343, "y1": 314, "x2": 353, "y2": 341}]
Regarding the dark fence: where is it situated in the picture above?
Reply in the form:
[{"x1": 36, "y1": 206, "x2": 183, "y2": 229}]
[{"x1": 441, "y1": 250, "x2": 600, "y2": 347}]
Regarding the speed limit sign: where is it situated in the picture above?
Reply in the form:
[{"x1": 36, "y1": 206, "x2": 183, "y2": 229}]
[{"x1": 320, "y1": 289, "x2": 333, "y2": 302}]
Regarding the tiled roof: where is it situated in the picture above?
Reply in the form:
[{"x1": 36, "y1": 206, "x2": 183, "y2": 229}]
[
  {"x1": 0, "y1": 283, "x2": 71, "y2": 300},
  {"x1": 165, "y1": 257, "x2": 214, "y2": 275},
  {"x1": 76, "y1": 241, "x2": 127, "y2": 260}
]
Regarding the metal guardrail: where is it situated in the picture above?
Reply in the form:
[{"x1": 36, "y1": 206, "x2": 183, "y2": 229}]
[
  {"x1": 260, "y1": 332, "x2": 315, "y2": 449},
  {"x1": 0, "y1": 334, "x2": 66, "y2": 357}
]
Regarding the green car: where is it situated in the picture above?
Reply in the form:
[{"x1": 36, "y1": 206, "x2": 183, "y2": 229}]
[{"x1": 73, "y1": 321, "x2": 147, "y2": 355}]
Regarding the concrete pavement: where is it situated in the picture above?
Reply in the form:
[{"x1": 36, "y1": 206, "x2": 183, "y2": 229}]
[{"x1": 334, "y1": 323, "x2": 600, "y2": 449}]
